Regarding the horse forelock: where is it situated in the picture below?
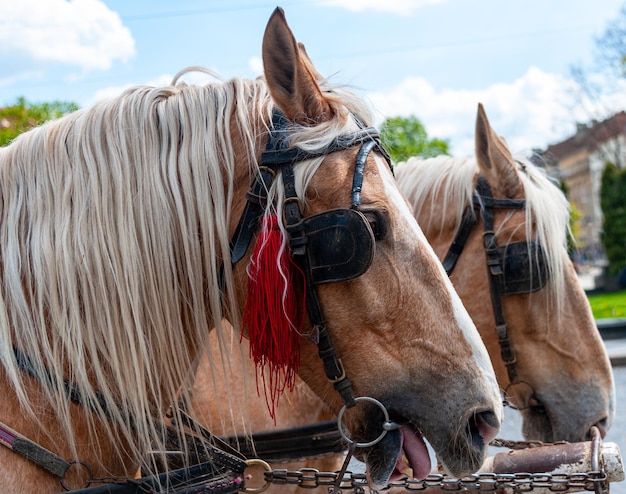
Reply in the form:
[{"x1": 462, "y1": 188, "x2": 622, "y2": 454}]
[
  {"x1": 257, "y1": 84, "x2": 375, "y2": 276},
  {"x1": 514, "y1": 156, "x2": 570, "y2": 311},
  {"x1": 396, "y1": 155, "x2": 570, "y2": 310},
  {"x1": 395, "y1": 156, "x2": 476, "y2": 235}
]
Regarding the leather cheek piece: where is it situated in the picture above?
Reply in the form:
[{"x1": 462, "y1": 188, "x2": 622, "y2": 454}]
[
  {"x1": 302, "y1": 208, "x2": 375, "y2": 285},
  {"x1": 500, "y1": 241, "x2": 548, "y2": 295}
]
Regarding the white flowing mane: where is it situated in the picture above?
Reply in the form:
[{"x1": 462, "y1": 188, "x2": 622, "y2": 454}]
[
  {"x1": 0, "y1": 68, "x2": 373, "y2": 469},
  {"x1": 395, "y1": 155, "x2": 570, "y2": 312}
]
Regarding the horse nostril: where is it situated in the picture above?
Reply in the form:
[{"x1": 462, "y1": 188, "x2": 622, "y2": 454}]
[
  {"x1": 592, "y1": 418, "x2": 609, "y2": 439},
  {"x1": 528, "y1": 396, "x2": 548, "y2": 416},
  {"x1": 469, "y1": 410, "x2": 500, "y2": 450}
]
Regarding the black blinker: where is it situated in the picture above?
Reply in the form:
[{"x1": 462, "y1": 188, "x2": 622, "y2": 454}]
[
  {"x1": 301, "y1": 209, "x2": 375, "y2": 285},
  {"x1": 499, "y1": 241, "x2": 548, "y2": 295}
]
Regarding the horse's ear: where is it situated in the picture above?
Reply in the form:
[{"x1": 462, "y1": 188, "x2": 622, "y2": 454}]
[
  {"x1": 475, "y1": 103, "x2": 522, "y2": 198},
  {"x1": 298, "y1": 42, "x2": 325, "y2": 82},
  {"x1": 262, "y1": 7, "x2": 333, "y2": 124}
]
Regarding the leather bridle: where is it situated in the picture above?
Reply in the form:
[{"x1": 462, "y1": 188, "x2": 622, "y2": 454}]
[
  {"x1": 1, "y1": 108, "x2": 392, "y2": 489},
  {"x1": 442, "y1": 175, "x2": 548, "y2": 402},
  {"x1": 216, "y1": 169, "x2": 553, "y2": 463},
  {"x1": 229, "y1": 108, "x2": 391, "y2": 408}
]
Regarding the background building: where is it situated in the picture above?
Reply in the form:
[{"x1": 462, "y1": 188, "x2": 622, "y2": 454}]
[{"x1": 540, "y1": 111, "x2": 626, "y2": 262}]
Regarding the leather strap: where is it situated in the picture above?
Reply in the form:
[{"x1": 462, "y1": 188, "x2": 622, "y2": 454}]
[
  {"x1": 221, "y1": 420, "x2": 344, "y2": 462},
  {"x1": 8, "y1": 346, "x2": 247, "y2": 487},
  {"x1": 261, "y1": 128, "x2": 388, "y2": 168},
  {"x1": 441, "y1": 176, "x2": 527, "y2": 384},
  {"x1": 229, "y1": 167, "x2": 275, "y2": 265},
  {"x1": 13, "y1": 346, "x2": 113, "y2": 420},
  {"x1": 351, "y1": 139, "x2": 377, "y2": 207},
  {"x1": 441, "y1": 206, "x2": 478, "y2": 275},
  {"x1": 65, "y1": 463, "x2": 243, "y2": 493},
  {"x1": 476, "y1": 176, "x2": 525, "y2": 383},
  {"x1": 0, "y1": 421, "x2": 70, "y2": 479},
  {"x1": 279, "y1": 150, "x2": 357, "y2": 408}
]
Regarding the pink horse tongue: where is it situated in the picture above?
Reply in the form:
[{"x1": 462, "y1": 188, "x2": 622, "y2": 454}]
[{"x1": 395, "y1": 424, "x2": 432, "y2": 480}]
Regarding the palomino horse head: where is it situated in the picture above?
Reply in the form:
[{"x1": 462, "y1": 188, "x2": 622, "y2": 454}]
[
  {"x1": 395, "y1": 103, "x2": 615, "y2": 444},
  {"x1": 0, "y1": 9, "x2": 501, "y2": 492},
  {"x1": 234, "y1": 11, "x2": 502, "y2": 488}
]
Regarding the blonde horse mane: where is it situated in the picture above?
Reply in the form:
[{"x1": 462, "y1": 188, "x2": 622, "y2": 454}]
[
  {"x1": 395, "y1": 155, "x2": 570, "y2": 314},
  {"x1": 0, "y1": 68, "x2": 374, "y2": 470}
]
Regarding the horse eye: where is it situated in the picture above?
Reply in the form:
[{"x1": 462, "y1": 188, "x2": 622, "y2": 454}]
[{"x1": 363, "y1": 211, "x2": 387, "y2": 241}]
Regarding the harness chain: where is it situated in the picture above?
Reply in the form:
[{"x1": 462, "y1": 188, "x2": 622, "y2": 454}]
[
  {"x1": 261, "y1": 428, "x2": 609, "y2": 493},
  {"x1": 263, "y1": 469, "x2": 608, "y2": 492}
]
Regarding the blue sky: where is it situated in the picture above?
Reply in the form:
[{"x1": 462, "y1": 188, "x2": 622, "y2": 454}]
[{"x1": 2, "y1": 0, "x2": 626, "y2": 156}]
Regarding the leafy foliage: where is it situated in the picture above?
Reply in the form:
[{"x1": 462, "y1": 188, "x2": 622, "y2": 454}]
[
  {"x1": 380, "y1": 116, "x2": 449, "y2": 163},
  {"x1": 0, "y1": 97, "x2": 79, "y2": 147},
  {"x1": 568, "y1": 204, "x2": 584, "y2": 255},
  {"x1": 559, "y1": 180, "x2": 582, "y2": 257},
  {"x1": 600, "y1": 162, "x2": 626, "y2": 275}
]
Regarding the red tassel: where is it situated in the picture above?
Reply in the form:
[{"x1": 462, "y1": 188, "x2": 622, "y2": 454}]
[{"x1": 242, "y1": 214, "x2": 305, "y2": 420}]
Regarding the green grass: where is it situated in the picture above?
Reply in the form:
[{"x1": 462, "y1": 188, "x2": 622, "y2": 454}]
[{"x1": 587, "y1": 289, "x2": 626, "y2": 319}]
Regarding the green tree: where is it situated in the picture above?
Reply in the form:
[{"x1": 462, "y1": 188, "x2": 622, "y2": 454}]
[
  {"x1": 380, "y1": 115, "x2": 449, "y2": 163},
  {"x1": 0, "y1": 97, "x2": 79, "y2": 147},
  {"x1": 570, "y1": 4, "x2": 626, "y2": 167},
  {"x1": 600, "y1": 162, "x2": 626, "y2": 275}
]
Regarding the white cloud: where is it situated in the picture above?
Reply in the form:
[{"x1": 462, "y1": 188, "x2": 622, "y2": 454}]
[
  {"x1": 367, "y1": 67, "x2": 626, "y2": 157},
  {"x1": 0, "y1": 0, "x2": 135, "y2": 70},
  {"x1": 248, "y1": 57, "x2": 263, "y2": 77},
  {"x1": 316, "y1": 0, "x2": 444, "y2": 15}
]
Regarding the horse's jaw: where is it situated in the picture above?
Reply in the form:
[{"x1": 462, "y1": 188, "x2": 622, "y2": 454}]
[
  {"x1": 519, "y1": 383, "x2": 614, "y2": 443},
  {"x1": 359, "y1": 407, "x2": 499, "y2": 489},
  {"x1": 362, "y1": 425, "x2": 432, "y2": 489}
]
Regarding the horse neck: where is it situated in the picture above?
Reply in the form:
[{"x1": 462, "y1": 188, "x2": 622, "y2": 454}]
[
  {"x1": 0, "y1": 82, "x2": 272, "y2": 486},
  {"x1": 0, "y1": 366, "x2": 136, "y2": 491}
]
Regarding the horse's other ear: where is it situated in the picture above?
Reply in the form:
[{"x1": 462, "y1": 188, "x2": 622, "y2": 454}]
[
  {"x1": 475, "y1": 103, "x2": 522, "y2": 198},
  {"x1": 262, "y1": 7, "x2": 333, "y2": 124}
]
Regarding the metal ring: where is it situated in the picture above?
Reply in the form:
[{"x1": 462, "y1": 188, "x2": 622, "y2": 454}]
[
  {"x1": 241, "y1": 458, "x2": 272, "y2": 494},
  {"x1": 337, "y1": 396, "x2": 400, "y2": 448},
  {"x1": 59, "y1": 461, "x2": 93, "y2": 491},
  {"x1": 503, "y1": 380, "x2": 536, "y2": 411}
]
